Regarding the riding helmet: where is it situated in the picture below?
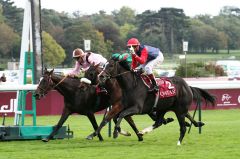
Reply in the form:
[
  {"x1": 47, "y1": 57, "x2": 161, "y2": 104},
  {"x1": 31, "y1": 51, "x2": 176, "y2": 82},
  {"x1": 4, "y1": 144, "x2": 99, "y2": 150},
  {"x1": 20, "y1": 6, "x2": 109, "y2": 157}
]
[
  {"x1": 127, "y1": 38, "x2": 140, "y2": 46},
  {"x1": 72, "y1": 48, "x2": 85, "y2": 58}
]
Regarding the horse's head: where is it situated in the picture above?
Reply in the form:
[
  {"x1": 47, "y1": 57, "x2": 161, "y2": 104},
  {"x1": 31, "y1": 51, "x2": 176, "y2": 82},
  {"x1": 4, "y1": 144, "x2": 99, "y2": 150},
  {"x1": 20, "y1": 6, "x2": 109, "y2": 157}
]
[
  {"x1": 0, "y1": 73, "x2": 6, "y2": 82},
  {"x1": 98, "y1": 53, "x2": 132, "y2": 85},
  {"x1": 34, "y1": 68, "x2": 55, "y2": 100},
  {"x1": 98, "y1": 59, "x2": 120, "y2": 84},
  {"x1": 84, "y1": 63, "x2": 101, "y2": 85}
]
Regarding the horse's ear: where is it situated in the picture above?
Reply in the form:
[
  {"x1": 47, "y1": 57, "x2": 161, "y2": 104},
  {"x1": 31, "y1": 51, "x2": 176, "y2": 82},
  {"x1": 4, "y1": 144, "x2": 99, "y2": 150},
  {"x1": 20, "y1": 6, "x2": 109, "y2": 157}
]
[
  {"x1": 49, "y1": 69, "x2": 54, "y2": 75},
  {"x1": 44, "y1": 67, "x2": 47, "y2": 72}
]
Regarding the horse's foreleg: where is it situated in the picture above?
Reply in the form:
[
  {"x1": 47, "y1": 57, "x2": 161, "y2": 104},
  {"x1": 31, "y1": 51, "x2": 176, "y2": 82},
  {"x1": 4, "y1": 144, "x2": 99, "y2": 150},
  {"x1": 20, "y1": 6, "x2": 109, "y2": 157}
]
[
  {"x1": 42, "y1": 107, "x2": 71, "y2": 142},
  {"x1": 87, "y1": 104, "x2": 124, "y2": 139},
  {"x1": 114, "y1": 116, "x2": 131, "y2": 137},
  {"x1": 113, "y1": 107, "x2": 139, "y2": 140},
  {"x1": 86, "y1": 113, "x2": 103, "y2": 141},
  {"x1": 124, "y1": 116, "x2": 142, "y2": 141}
]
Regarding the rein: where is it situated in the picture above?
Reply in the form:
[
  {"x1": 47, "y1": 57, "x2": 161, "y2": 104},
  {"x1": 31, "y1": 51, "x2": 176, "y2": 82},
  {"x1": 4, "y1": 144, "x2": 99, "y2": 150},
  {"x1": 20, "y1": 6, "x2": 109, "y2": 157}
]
[
  {"x1": 99, "y1": 60, "x2": 131, "y2": 79},
  {"x1": 111, "y1": 71, "x2": 131, "y2": 78},
  {"x1": 53, "y1": 75, "x2": 68, "y2": 88}
]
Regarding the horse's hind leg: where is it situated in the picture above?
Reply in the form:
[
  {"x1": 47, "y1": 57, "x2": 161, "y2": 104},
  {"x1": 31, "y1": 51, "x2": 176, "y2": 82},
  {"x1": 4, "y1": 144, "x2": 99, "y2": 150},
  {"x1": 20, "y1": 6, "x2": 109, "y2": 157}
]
[
  {"x1": 176, "y1": 113, "x2": 187, "y2": 146},
  {"x1": 86, "y1": 113, "x2": 103, "y2": 141},
  {"x1": 185, "y1": 112, "x2": 205, "y2": 127},
  {"x1": 148, "y1": 111, "x2": 174, "y2": 125},
  {"x1": 42, "y1": 107, "x2": 71, "y2": 142},
  {"x1": 139, "y1": 111, "x2": 166, "y2": 135}
]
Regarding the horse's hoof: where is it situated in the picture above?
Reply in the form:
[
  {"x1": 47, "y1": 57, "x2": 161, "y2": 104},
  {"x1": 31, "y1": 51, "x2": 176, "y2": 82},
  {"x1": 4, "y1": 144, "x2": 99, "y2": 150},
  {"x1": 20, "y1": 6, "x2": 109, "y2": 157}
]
[
  {"x1": 185, "y1": 121, "x2": 191, "y2": 127},
  {"x1": 177, "y1": 141, "x2": 181, "y2": 146},
  {"x1": 138, "y1": 136, "x2": 143, "y2": 141},
  {"x1": 198, "y1": 122, "x2": 205, "y2": 127},
  {"x1": 86, "y1": 135, "x2": 93, "y2": 140},
  {"x1": 113, "y1": 131, "x2": 119, "y2": 139},
  {"x1": 166, "y1": 118, "x2": 174, "y2": 124},
  {"x1": 137, "y1": 132, "x2": 144, "y2": 136},
  {"x1": 42, "y1": 138, "x2": 50, "y2": 142},
  {"x1": 119, "y1": 130, "x2": 131, "y2": 136}
]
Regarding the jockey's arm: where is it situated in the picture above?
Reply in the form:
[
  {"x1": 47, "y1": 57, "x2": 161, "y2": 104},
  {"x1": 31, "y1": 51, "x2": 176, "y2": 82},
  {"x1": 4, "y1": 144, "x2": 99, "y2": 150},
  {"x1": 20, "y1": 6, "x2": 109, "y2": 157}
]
[
  {"x1": 131, "y1": 48, "x2": 148, "y2": 69},
  {"x1": 68, "y1": 61, "x2": 81, "y2": 76}
]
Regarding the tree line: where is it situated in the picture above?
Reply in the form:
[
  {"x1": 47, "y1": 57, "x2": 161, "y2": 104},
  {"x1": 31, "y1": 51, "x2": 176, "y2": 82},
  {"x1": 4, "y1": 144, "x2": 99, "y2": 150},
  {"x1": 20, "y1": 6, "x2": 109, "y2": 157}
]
[{"x1": 0, "y1": 0, "x2": 240, "y2": 67}]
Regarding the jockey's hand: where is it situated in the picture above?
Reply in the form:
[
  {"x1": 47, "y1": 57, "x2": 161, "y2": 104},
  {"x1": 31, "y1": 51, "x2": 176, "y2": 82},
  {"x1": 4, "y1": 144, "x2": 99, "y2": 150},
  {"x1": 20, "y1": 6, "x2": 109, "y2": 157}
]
[
  {"x1": 67, "y1": 74, "x2": 75, "y2": 78},
  {"x1": 131, "y1": 68, "x2": 138, "y2": 73},
  {"x1": 129, "y1": 46, "x2": 136, "y2": 55}
]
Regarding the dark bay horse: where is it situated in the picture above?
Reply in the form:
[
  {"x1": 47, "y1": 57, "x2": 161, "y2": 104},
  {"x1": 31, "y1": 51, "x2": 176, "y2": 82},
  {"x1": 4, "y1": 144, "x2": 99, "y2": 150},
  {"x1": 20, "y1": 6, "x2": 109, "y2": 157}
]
[
  {"x1": 98, "y1": 58, "x2": 216, "y2": 145},
  {"x1": 34, "y1": 68, "x2": 138, "y2": 142},
  {"x1": 34, "y1": 68, "x2": 112, "y2": 142},
  {"x1": 84, "y1": 64, "x2": 174, "y2": 141}
]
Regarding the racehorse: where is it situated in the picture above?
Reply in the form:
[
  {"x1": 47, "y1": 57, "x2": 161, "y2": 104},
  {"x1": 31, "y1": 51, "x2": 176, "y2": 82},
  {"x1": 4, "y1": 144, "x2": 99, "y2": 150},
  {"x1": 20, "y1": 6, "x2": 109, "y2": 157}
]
[
  {"x1": 98, "y1": 58, "x2": 216, "y2": 145},
  {"x1": 34, "y1": 68, "x2": 112, "y2": 142},
  {"x1": 0, "y1": 73, "x2": 6, "y2": 82},
  {"x1": 34, "y1": 68, "x2": 139, "y2": 142},
  {"x1": 84, "y1": 64, "x2": 174, "y2": 141}
]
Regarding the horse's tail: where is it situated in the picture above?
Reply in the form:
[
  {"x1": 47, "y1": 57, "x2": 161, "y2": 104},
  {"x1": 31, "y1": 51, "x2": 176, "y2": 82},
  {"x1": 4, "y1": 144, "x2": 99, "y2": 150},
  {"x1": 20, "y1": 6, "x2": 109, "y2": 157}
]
[{"x1": 190, "y1": 86, "x2": 216, "y2": 107}]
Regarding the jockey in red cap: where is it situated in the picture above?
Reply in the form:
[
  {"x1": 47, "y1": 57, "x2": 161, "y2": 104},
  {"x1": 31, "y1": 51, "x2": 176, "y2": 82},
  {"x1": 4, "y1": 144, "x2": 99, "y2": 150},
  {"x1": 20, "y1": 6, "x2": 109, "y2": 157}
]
[{"x1": 127, "y1": 38, "x2": 164, "y2": 92}]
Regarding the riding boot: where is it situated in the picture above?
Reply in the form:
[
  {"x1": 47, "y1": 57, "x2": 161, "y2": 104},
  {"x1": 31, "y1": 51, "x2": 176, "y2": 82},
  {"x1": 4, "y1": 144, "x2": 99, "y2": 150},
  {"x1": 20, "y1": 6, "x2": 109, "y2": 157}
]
[{"x1": 148, "y1": 74, "x2": 159, "y2": 92}]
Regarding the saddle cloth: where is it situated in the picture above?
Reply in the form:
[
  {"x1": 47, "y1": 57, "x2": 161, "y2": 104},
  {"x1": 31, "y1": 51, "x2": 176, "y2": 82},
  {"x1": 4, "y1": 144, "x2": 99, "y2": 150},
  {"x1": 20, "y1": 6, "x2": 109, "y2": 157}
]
[{"x1": 141, "y1": 75, "x2": 176, "y2": 98}]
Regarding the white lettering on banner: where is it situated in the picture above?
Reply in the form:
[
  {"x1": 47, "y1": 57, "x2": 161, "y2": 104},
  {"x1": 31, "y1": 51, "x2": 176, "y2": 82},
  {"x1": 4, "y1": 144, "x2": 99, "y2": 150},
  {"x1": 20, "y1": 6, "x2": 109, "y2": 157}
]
[
  {"x1": 217, "y1": 93, "x2": 238, "y2": 107},
  {"x1": 222, "y1": 94, "x2": 231, "y2": 102},
  {"x1": 0, "y1": 99, "x2": 15, "y2": 113},
  {"x1": 0, "y1": 105, "x2": 13, "y2": 113}
]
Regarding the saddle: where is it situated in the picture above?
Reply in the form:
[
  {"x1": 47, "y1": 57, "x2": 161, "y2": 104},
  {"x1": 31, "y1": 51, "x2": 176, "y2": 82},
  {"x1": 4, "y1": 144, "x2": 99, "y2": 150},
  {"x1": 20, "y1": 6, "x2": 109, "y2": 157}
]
[{"x1": 140, "y1": 75, "x2": 176, "y2": 98}]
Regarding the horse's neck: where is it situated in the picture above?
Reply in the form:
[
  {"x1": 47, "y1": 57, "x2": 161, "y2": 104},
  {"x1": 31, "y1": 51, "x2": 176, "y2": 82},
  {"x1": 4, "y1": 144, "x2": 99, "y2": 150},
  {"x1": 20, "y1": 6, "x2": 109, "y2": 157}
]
[
  {"x1": 51, "y1": 75, "x2": 76, "y2": 96},
  {"x1": 116, "y1": 65, "x2": 142, "y2": 91}
]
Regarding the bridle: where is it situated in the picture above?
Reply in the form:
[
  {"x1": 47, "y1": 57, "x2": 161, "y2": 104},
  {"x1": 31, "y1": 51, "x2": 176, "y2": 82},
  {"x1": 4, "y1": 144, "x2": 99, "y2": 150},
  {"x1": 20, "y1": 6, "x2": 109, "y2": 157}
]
[
  {"x1": 98, "y1": 60, "x2": 130, "y2": 82},
  {"x1": 36, "y1": 74, "x2": 68, "y2": 96}
]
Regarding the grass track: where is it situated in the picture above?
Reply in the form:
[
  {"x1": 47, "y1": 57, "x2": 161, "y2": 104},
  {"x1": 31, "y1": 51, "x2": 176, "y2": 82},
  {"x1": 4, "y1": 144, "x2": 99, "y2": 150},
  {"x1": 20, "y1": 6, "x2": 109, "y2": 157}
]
[{"x1": 0, "y1": 109, "x2": 239, "y2": 159}]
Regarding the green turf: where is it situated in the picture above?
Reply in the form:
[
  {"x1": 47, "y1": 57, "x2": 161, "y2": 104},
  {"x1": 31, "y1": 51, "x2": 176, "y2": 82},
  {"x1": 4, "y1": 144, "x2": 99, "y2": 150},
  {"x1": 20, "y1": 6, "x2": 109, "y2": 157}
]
[{"x1": 0, "y1": 109, "x2": 239, "y2": 159}]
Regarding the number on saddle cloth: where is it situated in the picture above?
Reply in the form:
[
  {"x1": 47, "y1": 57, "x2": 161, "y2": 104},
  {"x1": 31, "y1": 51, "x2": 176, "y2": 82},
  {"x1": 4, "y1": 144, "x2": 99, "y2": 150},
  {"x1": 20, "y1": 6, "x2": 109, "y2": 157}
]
[{"x1": 156, "y1": 78, "x2": 176, "y2": 98}]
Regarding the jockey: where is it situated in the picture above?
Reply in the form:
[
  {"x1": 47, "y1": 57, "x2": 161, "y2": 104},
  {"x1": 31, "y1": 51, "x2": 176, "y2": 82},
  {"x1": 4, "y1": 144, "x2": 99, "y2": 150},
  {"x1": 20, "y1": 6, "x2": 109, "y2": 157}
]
[
  {"x1": 127, "y1": 38, "x2": 164, "y2": 92},
  {"x1": 68, "y1": 48, "x2": 107, "y2": 93},
  {"x1": 68, "y1": 48, "x2": 107, "y2": 77}
]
